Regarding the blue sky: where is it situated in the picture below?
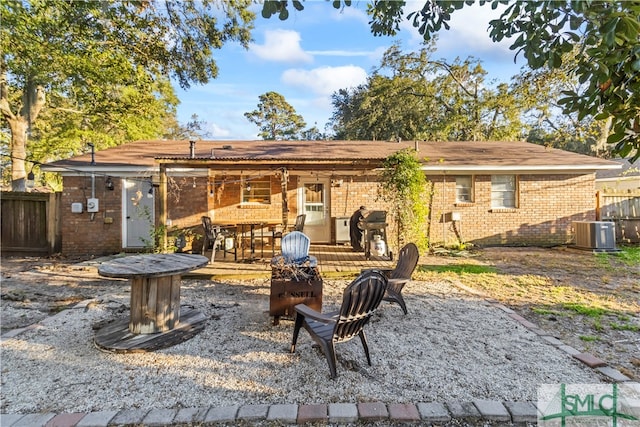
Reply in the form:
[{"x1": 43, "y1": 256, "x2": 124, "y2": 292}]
[{"x1": 174, "y1": 1, "x2": 525, "y2": 140}]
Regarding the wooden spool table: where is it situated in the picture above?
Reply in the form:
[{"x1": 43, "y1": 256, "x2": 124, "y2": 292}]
[{"x1": 95, "y1": 253, "x2": 208, "y2": 352}]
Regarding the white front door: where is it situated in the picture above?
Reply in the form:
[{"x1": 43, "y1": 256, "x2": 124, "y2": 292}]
[
  {"x1": 298, "y1": 178, "x2": 331, "y2": 243},
  {"x1": 123, "y1": 179, "x2": 155, "y2": 248}
]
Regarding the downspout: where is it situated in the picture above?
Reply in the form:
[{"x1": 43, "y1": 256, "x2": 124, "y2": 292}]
[
  {"x1": 442, "y1": 173, "x2": 446, "y2": 247},
  {"x1": 159, "y1": 165, "x2": 168, "y2": 252}
]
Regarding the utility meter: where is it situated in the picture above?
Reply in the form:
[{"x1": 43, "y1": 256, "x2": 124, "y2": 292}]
[{"x1": 87, "y1": 198, "x2": 99, "y2": 213}]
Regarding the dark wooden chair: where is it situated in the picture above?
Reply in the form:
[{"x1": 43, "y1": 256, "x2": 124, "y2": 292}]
[
  {"x1": 383, "y1": 242, "x2": 419, "y2": 315},
  {"x1": 272, "y1": 214, "x2": 306, "y2": 255},
  {"x1": 271, "y1": 230, "x2": 317, "y2": 268},
  {"x1": 290, "y1": 269, "x2": 388, "y2": 379},
  {"x1": 201, "y1": 216, "x2": 236, "y2": 263}
]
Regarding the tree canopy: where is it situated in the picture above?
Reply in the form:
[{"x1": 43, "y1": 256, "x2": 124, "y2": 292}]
[
  {"x1": 330, "y1": 42, "x2": 526, "y2": 142},
  {"x1": 264, "y1": 0, "x2": 640, "y2": 161},
  {"x1": 1, "y1": 0, "x2": 255, "y2": 190},
  {"x1": 244, "y1": 91, "x2": 307, "y2": 140}
]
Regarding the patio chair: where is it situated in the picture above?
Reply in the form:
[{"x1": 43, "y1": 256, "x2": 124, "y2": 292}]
[
  {"x1": 201, "y1": 217, "x2": 236, "y2": 263},
  {"x1": 383, "y1": 242, "x2": 419, "y2": 315},
  {"x1": 290, "y1": 269, "x2": 388, "y2": 379},
  {"x1": 270, "y1": 230, "x2": 317, "y2": 268},
  {"x1": 271, "y1": 214, "x2": 306, "y2": 255}
]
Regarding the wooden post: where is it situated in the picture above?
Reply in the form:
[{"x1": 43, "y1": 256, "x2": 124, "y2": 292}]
[{"x1": 159, "y1": 165, "x2": 168, "y2": 252}]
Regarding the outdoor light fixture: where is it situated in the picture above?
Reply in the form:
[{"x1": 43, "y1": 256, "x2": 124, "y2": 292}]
[
  {"x1": 147, "y1": 181, "x2": 154, "y2": 198},
  {"x1": 246, "y1": 182, "x2": 251, "y2": 192},
  {"x1": 105, "y1": 176, "x2": 114, "y2": 191},
  {"x1": 26, "y1": 170, "x2": 35, "y2": 189}
]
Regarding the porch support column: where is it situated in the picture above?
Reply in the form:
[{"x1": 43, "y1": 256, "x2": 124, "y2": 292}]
[
  {"x1": 280, "y1": 167, "x2": 289, "y2": 229},
  {"x1": 159, "y1": 164, "x2": 168, "y2": 252}
]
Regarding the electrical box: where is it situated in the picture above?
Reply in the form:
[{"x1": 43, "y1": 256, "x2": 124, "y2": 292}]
[
  {"x1": 87, "y1": 198, "x2": 99, "y2": 213},
  {"x1": 451, "y1": 212, "x2": 462, "y2": 221},
  {"x1": 71, "y1": 203, "x2": 83, "y2": 213}
]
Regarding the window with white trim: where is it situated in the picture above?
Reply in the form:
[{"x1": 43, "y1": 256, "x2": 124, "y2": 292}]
[
  {"x1": 242, "y1": 177, "x2": 271, "y2": 204},
  {"x1": 491, "y1": 175, "x2": 517, "y2": 208},
  {"x1": 455, "y1": 176, "x2": 473, "y2": 203}
]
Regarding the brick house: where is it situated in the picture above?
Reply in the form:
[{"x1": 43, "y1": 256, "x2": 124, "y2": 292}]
[{"x1": 42, "y1": 139, "x2": 620, "y2": 257}]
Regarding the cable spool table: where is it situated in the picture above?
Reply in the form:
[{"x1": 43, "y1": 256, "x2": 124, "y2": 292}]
[{"x1": 95, "y1": 253, "x2": 208, "y2": 352}]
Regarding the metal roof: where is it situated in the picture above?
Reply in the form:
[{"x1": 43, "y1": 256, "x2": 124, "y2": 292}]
[{"x1": 42, "y1": 139, "x2": 621, "y2": 174}]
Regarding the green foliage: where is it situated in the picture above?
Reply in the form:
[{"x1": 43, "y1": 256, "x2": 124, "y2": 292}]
[
  {"x1": 1, "y1": 0, "x2": 255, "y2": 189},
  {"x1": 330, "y1": 41, "x2": 526, "y2": 142},
  {"x1": 244, "y1": 92, "x2": 307, "y2": 140},
  {"x1": 613, "y1": 245, "x2": 640, "y2": 266},
  {"x1": 513, "y1": 49, "x2": 612, "y2": 156},
  {"x1": 562, "y1": 302, "x2": 610, "y2": 318},
  {"x1": 609, "y1": 322, "x2": 639, "y2": 332},
  {"x1": 417, "y1": 264, "x2": 497, "y2": 275},
  {"x1": 377, "y1": 149, "x2": 430, "y2": 251},
  {"x1": 269, "y1": 1, "x2": 639, "y2": 160},
  {"x1": 364, "y1": 1, "x2": 640, "y2": 161}
]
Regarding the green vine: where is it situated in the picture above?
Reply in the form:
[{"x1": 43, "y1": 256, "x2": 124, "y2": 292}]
[{"x1": 377, "y1": 148, "x2": 430, "y2": 253}]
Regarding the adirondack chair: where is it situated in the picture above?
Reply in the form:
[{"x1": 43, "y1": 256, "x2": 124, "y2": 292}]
[
  {"x1": 272, "y1": 214, "x2": 306, "y2": 255},
  {"x1": 270, "y1": 230, "x2": 317, "y2": 268},
  {"x1": 383, "y1": 242, "x2": 419, "y2": 315},
  {"x1": 290, "y1": 269, "x2": 388, "y2": 378}
]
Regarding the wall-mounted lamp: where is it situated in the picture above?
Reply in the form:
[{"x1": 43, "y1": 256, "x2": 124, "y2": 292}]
[
  {"x1": 105, "y1": 176, "x2": 114, "y2": 191},
  {"x1": 26, "y1": 170, "x2": 35, "y2": 189},
  {"x1": 147, "y1": 182, "x2": 154, "y2": 198}
]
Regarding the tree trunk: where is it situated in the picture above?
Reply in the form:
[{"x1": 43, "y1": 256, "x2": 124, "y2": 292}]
[
  {"x1": 1, "y1": 79, "x2": 46, "y2": 191},
  {"x1": 594, "y1": 116, "x2": 613, "y2": 157},
  {"x1": 9, "y1": 118, "x2": 29, "y2": 192}
]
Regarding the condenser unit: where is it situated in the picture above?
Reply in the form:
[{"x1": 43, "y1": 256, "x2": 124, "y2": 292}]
[{"x1": 573, "y1": 221, "x2": 616, "y2": 250}]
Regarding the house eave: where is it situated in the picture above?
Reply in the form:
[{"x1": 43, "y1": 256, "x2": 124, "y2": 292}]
[{"x1": 422, "y1": 164, "x2": 623, "y2": 174}]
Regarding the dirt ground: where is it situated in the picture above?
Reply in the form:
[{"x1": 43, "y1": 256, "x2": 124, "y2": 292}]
[
  {"x1": 426, "y1": 246, "x2": 640, "y2": 381},
  {"x1": 1, "y1": 246, "x2": 639, "y2": 381}
]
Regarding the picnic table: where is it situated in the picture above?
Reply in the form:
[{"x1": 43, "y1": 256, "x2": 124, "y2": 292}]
[{"x1": 94, "y1": 253, "x2": 208, "y2": 352}]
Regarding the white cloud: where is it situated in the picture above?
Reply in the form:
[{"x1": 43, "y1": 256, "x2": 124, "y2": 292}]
[
  {"x1": 250, "y1": 29, "x2": 313, "y2": 64},
  {"x1": 397, "y1": 2, "x2": 514, "y2": 60},
  {"x1": 207, "y1": 122, "x2": 232, "y2": 138},
  {"x1": 281, "y1": 65, "x2": 368, "y2": 97}
]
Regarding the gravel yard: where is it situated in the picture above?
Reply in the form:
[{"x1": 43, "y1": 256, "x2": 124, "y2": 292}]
[{"x1": 0, "y1": 256, "x2": 606, "y2": 415}]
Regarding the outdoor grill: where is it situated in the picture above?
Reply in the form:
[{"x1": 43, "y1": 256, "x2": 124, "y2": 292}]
[{"x1": 359, "y1": 210, "x2": 392, "y2": 260}]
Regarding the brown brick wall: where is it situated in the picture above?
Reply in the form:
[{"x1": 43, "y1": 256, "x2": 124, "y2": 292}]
[
  {"x1": 328, "y1": 176, "x2": 387, "y2": 219},
  {"x1": 60, "y1": 175, "x2": 124, "y2": 256},
  {"x1": 59, "y1": 171, "x2": 597, "y2": 256},
  {"x1": 426, "y1": 173, "x2": 596, "y2": 246}
]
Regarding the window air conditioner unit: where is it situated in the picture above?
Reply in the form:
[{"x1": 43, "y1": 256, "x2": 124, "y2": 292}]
[{"x1": 573, "y1": 221, "x2": 616, "y2": 250}]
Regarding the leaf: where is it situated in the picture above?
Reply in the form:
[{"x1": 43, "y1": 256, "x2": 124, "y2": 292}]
[
  {"x1": 607, "y1": 131, "x2": 625, "y2": 143},
  {"x1": 593, "y1": 112, "x2": 610, "y2": 120}
]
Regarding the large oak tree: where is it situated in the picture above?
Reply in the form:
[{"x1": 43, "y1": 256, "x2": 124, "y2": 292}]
[{"x1": 1, "y1": 0, "x2": 255, "y2": 190}]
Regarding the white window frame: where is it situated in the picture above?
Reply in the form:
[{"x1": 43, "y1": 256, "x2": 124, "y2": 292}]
[
  {"x1": 491, "y1": 175, "x2": 517, "y2": 209},
  {"x1": 242, "y1": 177, "x2": 271, "y2": 204},
  {"x1": 455, "y1": 175, "x2": 474, "y2": 203}
]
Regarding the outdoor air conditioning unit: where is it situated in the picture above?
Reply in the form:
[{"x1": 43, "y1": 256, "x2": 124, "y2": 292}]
[{"x1": 573, "y1": 221, "x2": 616, "y2": 250}]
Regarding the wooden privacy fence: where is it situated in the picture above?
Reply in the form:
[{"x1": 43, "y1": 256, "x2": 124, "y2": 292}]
[
  {"x1": 597, "y1": 190, "x2": 640, "y2": 243},
  {"x1": 1, "y1": 192, "x2": 62, "y2": 255}
]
